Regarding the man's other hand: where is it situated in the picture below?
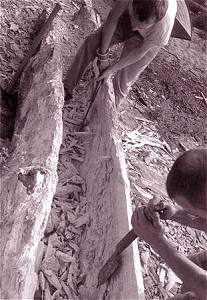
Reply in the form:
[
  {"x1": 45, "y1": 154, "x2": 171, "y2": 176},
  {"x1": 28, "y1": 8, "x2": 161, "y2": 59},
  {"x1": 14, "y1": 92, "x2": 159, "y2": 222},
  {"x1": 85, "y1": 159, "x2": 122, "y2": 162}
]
[
  {"x1": 96, "y1": 67, "x2": 113, "y2": 82},
  {"x1": 131, "y1": 206, "x2": 164, "y2": 244},
  {"x1": 144, "y1": 197, "x2": 180, "y2": 221},
  {"x1": 98, "y1": 58, "x2": 110, "y2": 73},
  {"x1": 154, "y1": 201, "x2": 180, "y2": 220}
]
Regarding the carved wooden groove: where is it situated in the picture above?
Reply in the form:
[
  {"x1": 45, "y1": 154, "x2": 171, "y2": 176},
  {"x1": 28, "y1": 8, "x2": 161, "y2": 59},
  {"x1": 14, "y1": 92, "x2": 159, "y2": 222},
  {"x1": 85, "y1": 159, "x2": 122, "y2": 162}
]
[{"x1": 79, "y1": 82, "x2": 145, "y2": 299}]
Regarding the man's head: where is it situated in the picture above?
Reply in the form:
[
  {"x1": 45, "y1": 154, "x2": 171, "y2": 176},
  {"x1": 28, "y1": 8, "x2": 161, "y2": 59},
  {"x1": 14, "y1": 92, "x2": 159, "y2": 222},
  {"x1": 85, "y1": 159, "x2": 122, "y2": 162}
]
[
  {"x1": 132, "y1": 0, "x2": 167, "y2": 26},
  {"x1": 166, "y1": 149, "x2": 207, "y2": 218}
]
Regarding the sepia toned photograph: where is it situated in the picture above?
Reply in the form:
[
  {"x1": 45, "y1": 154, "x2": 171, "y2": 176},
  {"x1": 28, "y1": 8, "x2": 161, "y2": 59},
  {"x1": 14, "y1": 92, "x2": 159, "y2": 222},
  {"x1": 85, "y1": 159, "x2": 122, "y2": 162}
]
[{"x1": 0, "y1": 0, "x2": 206, "y2": 299}]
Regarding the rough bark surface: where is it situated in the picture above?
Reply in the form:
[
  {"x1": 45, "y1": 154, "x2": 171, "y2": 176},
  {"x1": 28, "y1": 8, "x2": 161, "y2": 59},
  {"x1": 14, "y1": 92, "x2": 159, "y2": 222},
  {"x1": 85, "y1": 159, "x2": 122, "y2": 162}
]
[
  {"x1": 0, "y1": 19, "x2": 65, "y2": 299},
  {"x1": 79, "y1": 82, "x2": 145, "y2": 300}
]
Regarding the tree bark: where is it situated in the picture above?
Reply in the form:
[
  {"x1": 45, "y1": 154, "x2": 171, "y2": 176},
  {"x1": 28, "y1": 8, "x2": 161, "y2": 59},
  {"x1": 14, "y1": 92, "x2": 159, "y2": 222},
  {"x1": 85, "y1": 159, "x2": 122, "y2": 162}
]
[{"x1": 0, "y1": 19, "x2": 65, "y2": 299}]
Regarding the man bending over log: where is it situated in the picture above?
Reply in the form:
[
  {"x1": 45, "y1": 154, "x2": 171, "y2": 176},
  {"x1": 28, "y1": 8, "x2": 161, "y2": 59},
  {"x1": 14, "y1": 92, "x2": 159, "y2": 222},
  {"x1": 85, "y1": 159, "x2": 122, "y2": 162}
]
[
  {"x1": 64, "y1": 0, "x2": 177, "y2": 105},
  {"x1": 132, "y1": 149, "x2": 207, "y2": 299}
]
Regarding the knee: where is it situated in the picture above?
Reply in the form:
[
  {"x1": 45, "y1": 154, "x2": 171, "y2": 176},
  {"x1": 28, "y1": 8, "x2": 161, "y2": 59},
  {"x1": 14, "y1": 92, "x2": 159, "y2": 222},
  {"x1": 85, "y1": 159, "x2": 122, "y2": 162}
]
[
  {"x1": 169, "y1": 291, "x2": 196, "y2": 300},
  {"x1": 85, "y1": 34, "x2": 92, "y2": 45},
  {"x1": 113, "y1": 76, "x2": 127, "y2": 99}
]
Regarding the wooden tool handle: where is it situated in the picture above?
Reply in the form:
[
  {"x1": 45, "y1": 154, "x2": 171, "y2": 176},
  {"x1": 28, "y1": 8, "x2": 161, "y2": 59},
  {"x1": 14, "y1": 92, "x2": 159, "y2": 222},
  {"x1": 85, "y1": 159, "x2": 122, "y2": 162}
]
[
  {"x1": 80, "y1": 79, "x2": 103, "y2": 130},
  {"x1": 115, "y1": 229, "x2": 137, "y2": 256}
]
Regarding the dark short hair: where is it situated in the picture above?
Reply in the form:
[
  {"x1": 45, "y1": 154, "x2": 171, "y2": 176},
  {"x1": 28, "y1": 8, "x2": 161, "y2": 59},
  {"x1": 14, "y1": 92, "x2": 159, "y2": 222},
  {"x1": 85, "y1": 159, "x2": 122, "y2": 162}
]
[
  {"x1": 166, "y1": 149, "x2": 207, "y2": 210},
  {"x1": 132, "y1": 0, "x2": 167, "y2": 22}
]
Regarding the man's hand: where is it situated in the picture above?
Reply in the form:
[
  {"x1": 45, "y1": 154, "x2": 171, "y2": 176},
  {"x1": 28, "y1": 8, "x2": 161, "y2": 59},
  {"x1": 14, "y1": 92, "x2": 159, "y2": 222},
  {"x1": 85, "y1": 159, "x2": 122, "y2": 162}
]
[
  {"x1": 96, "y1": 67, "x2": 114, "y2": 81},
  {"x1": 143, "y1": 196, "x2": 160, "y2": 222},
  {"x1": 98, "y1": 58, "x2": 110, "y2": 73},
  {"x1": 96, "y1": 49, "x2": 110, "y2": 73},
  {"x1": 144, "y1": 197, "x2": 180, "y2": 221},
  {"x1": 154, "y1": 201, "x2": 180, "y2": 220},
  {"x1": 94, "y1": 49, "x2": 112, "y2": 80},
  {"x1": 131, "y1": 206, "x2": 164, "y2": 244}
]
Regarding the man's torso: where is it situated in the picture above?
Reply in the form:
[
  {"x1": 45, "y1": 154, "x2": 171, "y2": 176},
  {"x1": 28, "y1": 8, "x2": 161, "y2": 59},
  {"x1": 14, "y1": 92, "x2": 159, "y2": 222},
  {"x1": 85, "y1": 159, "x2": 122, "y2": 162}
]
[{"x1": 128, "y1": 0, "x2": 177, "y2": 46}]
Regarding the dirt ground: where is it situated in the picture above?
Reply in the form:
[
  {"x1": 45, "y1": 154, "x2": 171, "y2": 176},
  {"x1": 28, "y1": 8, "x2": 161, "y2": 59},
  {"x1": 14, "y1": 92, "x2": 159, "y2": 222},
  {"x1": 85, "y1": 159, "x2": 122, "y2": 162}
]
[
  {"x1": 135, "y1": 43, "x2": 206, "y2": 148},
  {"x1": 0, "y1": 0, "x2": 207, "y2": 299}
]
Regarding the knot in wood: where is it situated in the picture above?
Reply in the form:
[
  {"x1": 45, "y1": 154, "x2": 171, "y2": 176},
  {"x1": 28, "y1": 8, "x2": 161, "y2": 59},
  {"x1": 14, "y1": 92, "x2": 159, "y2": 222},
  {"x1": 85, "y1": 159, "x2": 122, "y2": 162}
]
[{"x1": 18, "y1": 167, "x2": 46, "y2": 194}]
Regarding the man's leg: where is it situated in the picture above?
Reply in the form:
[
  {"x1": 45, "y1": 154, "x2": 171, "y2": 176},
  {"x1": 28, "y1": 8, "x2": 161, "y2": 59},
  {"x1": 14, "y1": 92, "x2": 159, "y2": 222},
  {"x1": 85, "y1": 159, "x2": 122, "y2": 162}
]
[
  {"x1": 64, "y1": 9, "x2": 140, "y2": 99},
  {"x1": 113, "y1": 37, "x2": 159, "y2": 103},
  {"x1": 170, "y1": 251, "x2": 207, "y2": 300},
  {"x1": 181, "y1": 250, "x2": 207, "y2": 294},
  {"x1": 168, "y1": 292, "x2": 196, "y2": 299},
  {"x1": 64, "y1": 28, "x2": 102, "y2": 96}
]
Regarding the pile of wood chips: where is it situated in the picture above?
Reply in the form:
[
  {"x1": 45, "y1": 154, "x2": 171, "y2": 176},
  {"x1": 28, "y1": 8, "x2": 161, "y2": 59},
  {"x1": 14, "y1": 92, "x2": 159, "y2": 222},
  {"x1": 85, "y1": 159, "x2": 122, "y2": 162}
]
[{"x1": 34, "y1": 80, "x2": 94, "y2": 299}]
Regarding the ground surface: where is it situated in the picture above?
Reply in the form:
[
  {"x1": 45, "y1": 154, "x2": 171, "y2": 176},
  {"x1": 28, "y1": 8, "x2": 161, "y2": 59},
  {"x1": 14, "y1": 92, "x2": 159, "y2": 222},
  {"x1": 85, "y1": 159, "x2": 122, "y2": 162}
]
[{"x1": 0, "y1": 0, "x2": 207, "y2": 299}]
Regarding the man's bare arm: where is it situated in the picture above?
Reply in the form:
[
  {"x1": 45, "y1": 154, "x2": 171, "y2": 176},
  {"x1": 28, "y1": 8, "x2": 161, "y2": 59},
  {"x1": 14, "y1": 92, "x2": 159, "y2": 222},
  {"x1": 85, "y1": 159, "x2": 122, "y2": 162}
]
[
  {"x1": 108, "y1": 42, "x2": 160, "y2": 72},
  {"x1": 131, "y1": 207, "x2": 207, "y2": 300},
  {"x1": 150, "y1": 235, "x2": 207, "y2": 299},
  {"x1": 151, "y1": 200, "x2": 207, "y2": 233},
  {"x1": 100, "y1": 0, "x2": 129, "y2": 54},
  {"x1": 171, "y1": 210, "x2": 207, "y2": 232}
]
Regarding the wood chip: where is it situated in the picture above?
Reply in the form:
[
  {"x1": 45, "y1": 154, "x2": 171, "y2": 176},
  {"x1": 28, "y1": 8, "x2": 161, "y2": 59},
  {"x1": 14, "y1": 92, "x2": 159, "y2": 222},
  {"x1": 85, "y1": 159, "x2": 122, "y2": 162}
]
[
  {"x1": 59, "y1": 164, "x2": 79, "y2": 178},
  {"x1": 68, "y1": 224, "x2": 82, "y2": 235},
  {"x1": 68, "y1": 131, "x2": 95, "y2": 136},
  {"x1": 68, "y1": 175, "x2": 84, "y2": 185},
  {"x1": 140, "y1": 250, "x2": 150, "y2": 268},
  {"x1": 132, "y1": 182, "x2": 153, "y2": 200},
  {"x1": 149, "y1": 266, "x2": 159, "y2": 284},
  {"x1": 67, "y1": 241, "x2": 79, "y2": 252},
  {"x1": 65, "y1": 118, "x2": 82, "y2": 125},
  {"x1": 55, "y1": 184, "x2": 81, "y2": 197},
  {"x1": 200, "y1": 91, "x2": 207, "y2": 105},
  {"x1": 44, "y1": 213, "x2": 54, "y2": 234},
  {"x1": 158, "y1": 266, "x2": 166, "y2": 285},
  {"x1": 124, "y1": 130, "x2": 172, "y2": 156},
  {"x1": 52, "y1": 289, "x2": 61, "y2": 300},
  {"x1": 71, "y1": 154, "x2": 84, "y2": 162},
  {"x1": 10, "y1": 23, "x2": 19, "y2": 31},
  {"x1": 59, "y1": 155, "x2": 76, "y2": 170},
  {"x1": 61, "y1": 280, "x2": 78, "y2": 300},
  {"x1": 165, "y1": 269, "x2": 182, "y2": 291},
  {"x1": 60, "y1": 269, "x2": 68, "y2": 281},
  {"x1": 41, "y1": 255, "x2": 61, "y2": 277},
  {"x1": 135, "y1": 116, "x2": 153, "y2": 123},
  {"x1": 67, "y1": 211, "x2": 76, "y2": 224},
  {"x1": 56, "y1": 250, "x2": 75, "y2": 263},
  {"x1": 51, "y1": 209, "x2": 61, "y2": 229},
  {"x1": 57, "y1": 220, "x2": 66, "y2": 234},
  {"x1": 60, "y1": 139, "x2": 78, "y2": 154},
  {"x1": 74, "y1": 213, "x2": 90, "y2": 227},
  {"x1": 65, "y1": 230, "x2": 74, "y2": 240},
  {"x1": 44, "y1": 281, "x2": 52, "y2": 300},
  {"x1": 61, "y1": 280, "x2": 73, "y2": 299},
  {"x1": 179, "y1": 140, "x2": 188, "y2": 151},
  {"x1": 48, "y1": 233, "x2": 62, "y2": 248},
  {"x1": 35, "y1": 241, "x2": 46, "y2": 272},
  {"x1": 43, "y1": 269, "x2": 62, "y2": 290},
  {"x1": 38, "y1": 271, "x2": 46, "y2": 291}
]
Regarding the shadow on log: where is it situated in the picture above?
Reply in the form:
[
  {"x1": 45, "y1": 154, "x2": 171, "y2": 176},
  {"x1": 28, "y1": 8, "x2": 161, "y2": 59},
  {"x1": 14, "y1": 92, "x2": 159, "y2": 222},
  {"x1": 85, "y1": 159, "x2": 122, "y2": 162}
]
[{"x1": 0, "y1": 19, "x2": 65, "y2": 299}]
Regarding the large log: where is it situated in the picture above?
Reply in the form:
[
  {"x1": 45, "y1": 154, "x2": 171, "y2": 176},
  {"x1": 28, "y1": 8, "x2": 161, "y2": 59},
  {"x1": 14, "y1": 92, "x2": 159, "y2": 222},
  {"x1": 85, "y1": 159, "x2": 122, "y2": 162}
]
[
  {"x1": 6, "y1": 3, "x2": 62, "y2": 94},
  {"x1": 0, "y1": 19, "x2": 65, "y2": 299},
  {"x1": 79, "y1": 82, "x2": 145, "y2": 299}
]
